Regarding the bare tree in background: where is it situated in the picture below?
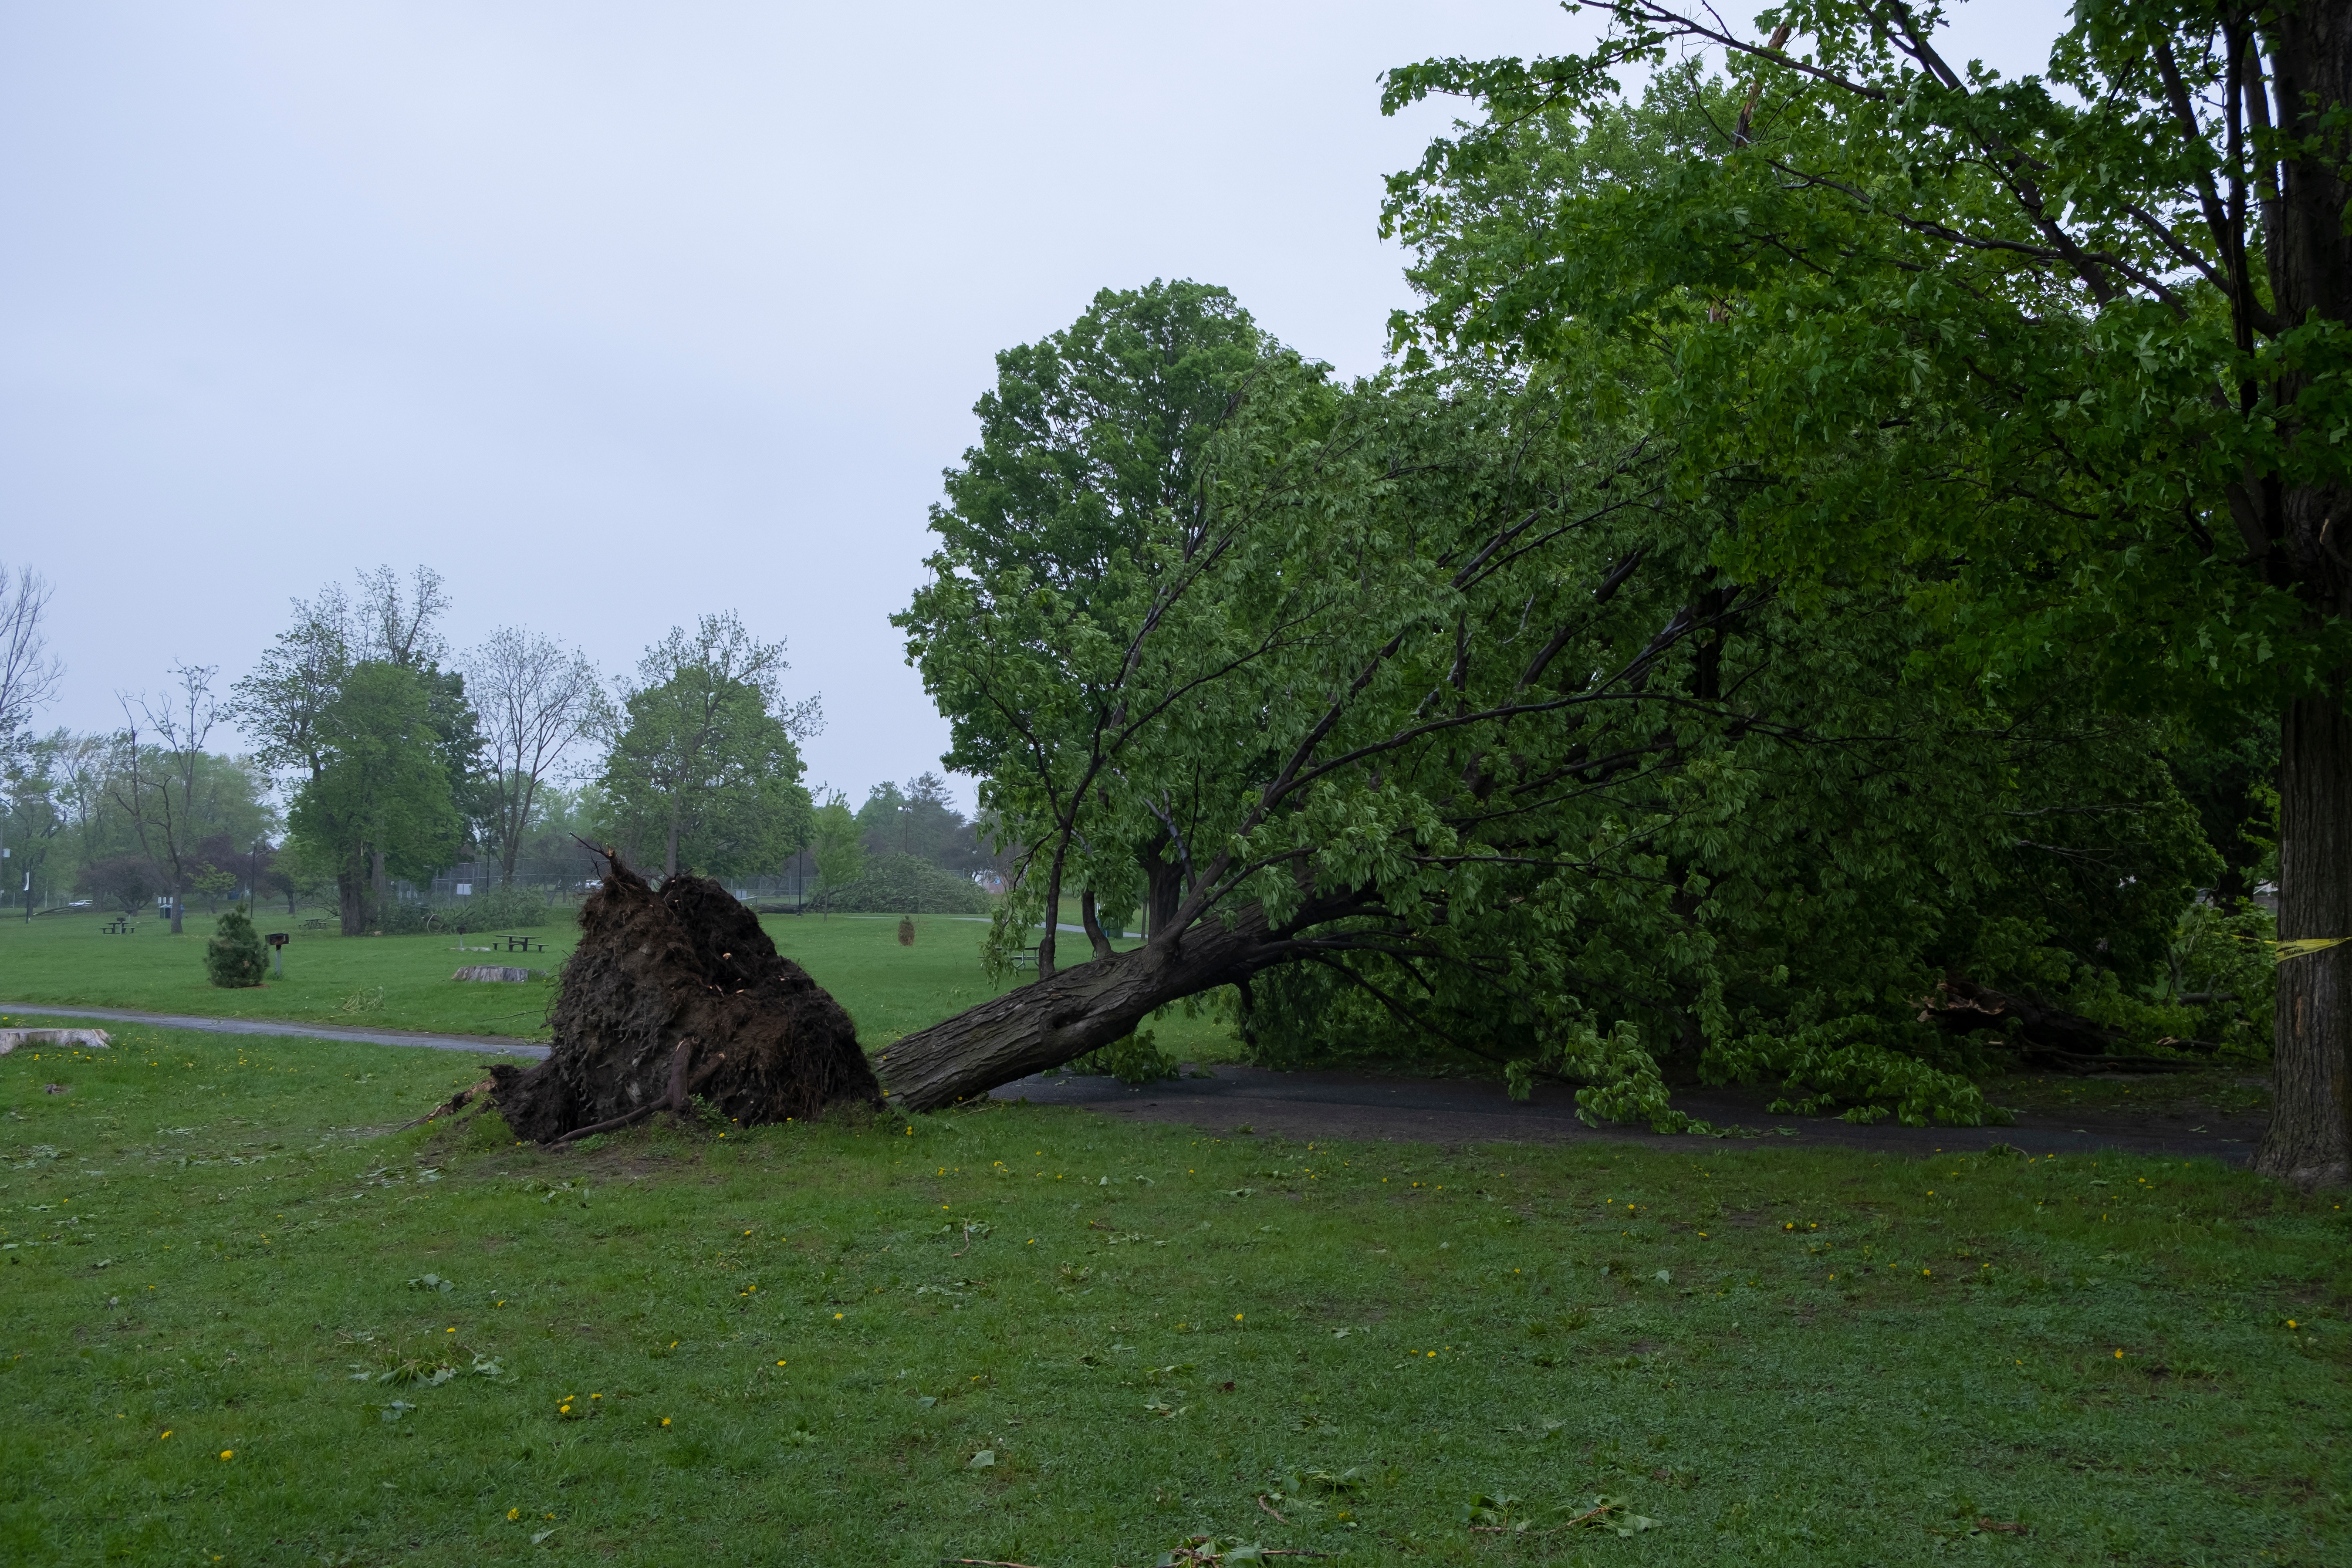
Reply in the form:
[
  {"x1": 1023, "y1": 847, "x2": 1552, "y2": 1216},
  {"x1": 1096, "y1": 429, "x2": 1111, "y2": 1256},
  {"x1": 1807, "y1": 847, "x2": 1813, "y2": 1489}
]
[
  {"x1": 0, "y1": 562, "x2": 64, "y2": 764},
  {"x1": 463, "y1": 628, "x2": 610, "y2": 886},
  {"x1": 110, "y1": 664, "x2": 220, "y2": 936},
  {"x1": 355, "y1": 565, "x2": 449, "y2": 668}
]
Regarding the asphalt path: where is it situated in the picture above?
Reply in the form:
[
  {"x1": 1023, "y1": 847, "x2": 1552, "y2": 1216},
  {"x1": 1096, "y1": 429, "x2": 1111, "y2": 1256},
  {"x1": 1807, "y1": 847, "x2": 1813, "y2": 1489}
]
[
  {"x1": 988, "y1": 1062, "x2": 2267, "y2": 1164},
  {"x1": 0, "y1": 1002, "x2": 2257, "y2": 1161},
  {"x1": 0, "y1": 1003, "x2": 547, "y2": 1058}
]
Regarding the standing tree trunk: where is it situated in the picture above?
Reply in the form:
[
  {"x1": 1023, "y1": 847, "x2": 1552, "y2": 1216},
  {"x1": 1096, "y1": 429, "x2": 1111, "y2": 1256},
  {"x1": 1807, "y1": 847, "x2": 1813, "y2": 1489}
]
[
  {"x1": 2262, "y1": 692, "x2": 2352, "y2": 1187},
  {"x1": 338, "y1": 856, "x2": 365, "y2": 937},
  {"x1": 2251, "y1": 3, "x2": 2352, "y2": 1190}
]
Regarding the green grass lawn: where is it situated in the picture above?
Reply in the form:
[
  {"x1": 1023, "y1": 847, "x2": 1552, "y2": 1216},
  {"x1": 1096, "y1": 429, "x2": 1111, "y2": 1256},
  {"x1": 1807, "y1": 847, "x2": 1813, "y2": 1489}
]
[
  {"x1": 1, "y1": 1021, "x2": 2344, "y2": 1565},
  {"x1": 0, "y1": 909, "x2": 1242, "y2": 1061}
]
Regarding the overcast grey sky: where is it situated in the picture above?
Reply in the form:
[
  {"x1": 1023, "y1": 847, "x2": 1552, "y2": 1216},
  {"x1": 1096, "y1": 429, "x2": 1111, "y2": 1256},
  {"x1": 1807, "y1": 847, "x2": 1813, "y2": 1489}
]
[{"x1": 1, "y1": 0, "x2": 2067, "y2": 809}]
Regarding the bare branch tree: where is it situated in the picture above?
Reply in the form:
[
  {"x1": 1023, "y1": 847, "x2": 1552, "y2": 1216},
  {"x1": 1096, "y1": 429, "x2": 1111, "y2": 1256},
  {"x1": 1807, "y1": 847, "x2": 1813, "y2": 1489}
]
[
  {"x1": 0, "y1": 562, "x2": 64, "y2": 765},
  {"x1": 354, "y1": 565, "x2": 449, "y2": 669},
  {"x1": 462, "y1": 627, "x2": 611, "y2": 886},
  {"x1": 110, "y1": 664, "x2": 220, "y2": 935}
]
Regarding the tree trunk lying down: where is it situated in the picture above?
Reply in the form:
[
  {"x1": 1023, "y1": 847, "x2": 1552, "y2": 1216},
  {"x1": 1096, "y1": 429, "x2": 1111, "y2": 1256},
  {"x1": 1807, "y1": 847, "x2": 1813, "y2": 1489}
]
[
  {"x1": 489, "y1": 853, "x2": 880, "y2": 1142},
  {"x1": 879, "y1": 900, "x2": 1305, "y2": 1111},
  {"x1": 1920, "y1": 974, "x2": 2206, "y2": 1073}
]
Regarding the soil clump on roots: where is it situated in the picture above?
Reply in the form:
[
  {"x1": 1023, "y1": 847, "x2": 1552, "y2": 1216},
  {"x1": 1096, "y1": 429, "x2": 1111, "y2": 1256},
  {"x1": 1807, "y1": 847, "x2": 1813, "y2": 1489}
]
[{"x1": 488, "y1": 852, "x2": 879, "y2": 1143}]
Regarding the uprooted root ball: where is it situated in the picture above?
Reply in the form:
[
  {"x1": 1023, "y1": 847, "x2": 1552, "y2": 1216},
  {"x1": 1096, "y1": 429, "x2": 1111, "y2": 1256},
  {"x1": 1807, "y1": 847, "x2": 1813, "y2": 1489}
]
[{"x1": 488, "y1": 853, "x2": 879, "y2": 1143}]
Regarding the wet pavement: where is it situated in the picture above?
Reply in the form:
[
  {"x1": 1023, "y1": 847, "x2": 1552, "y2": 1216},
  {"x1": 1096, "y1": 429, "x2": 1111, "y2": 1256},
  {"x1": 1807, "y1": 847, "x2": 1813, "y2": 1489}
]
[
  {"x1": 0, "y1": 1001, "x2": 2261, "y2": 1162},
  {"x1": 990, "y1": 1062, "x2": 2265, "y2": 1163},
  {"x1": 0, "y1": 1003, "x2": 548, "y2": 1058}
]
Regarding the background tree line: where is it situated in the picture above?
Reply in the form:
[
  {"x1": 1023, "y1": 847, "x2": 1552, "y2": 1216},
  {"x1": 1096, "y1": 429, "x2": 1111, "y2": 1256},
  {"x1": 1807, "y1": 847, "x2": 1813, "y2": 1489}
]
[{"x1": 0, "y1": 562, "x2": 1002, "y2": 933}]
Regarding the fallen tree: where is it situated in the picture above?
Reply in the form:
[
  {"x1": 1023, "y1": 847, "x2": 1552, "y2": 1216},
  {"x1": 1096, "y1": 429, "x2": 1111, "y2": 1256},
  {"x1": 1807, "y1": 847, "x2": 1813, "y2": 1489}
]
[
  {"x1": 883, "y1": 889, "x2": 1366, "y2": 1109},
  {"x1": 1921, "y1": 976, "x2": 2210, "y2": 1075},
  {"x1": 879, "y1": 286, "x2": 2235, "y2": 1126},
  {"x1": 881, "y1": 301, "x2": 1728, "y2": 1115},
  {"x1": 489, "y1": 851, "x2": 878, "y2": 1142}
]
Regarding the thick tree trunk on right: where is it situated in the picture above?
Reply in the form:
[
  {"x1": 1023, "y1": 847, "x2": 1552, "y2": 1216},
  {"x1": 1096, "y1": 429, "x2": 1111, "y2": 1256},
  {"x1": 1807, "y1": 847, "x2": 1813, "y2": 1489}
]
[
  {"x1": 2250, "y1": 3, "x2": 2352, "y2": 1189},
  {"x1": 338, "y1": 857, "x2": 365, "y2": 937},
  {"x1": 2259, "y1": 693, "x2": 2352, "y2": 1187}
]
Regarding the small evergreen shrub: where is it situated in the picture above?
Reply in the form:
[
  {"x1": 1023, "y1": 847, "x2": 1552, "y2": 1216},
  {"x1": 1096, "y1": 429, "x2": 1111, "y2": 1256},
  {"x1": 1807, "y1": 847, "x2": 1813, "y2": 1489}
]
[{"x1": 205, "y1": 906, "x2": 267, "y2": 988}]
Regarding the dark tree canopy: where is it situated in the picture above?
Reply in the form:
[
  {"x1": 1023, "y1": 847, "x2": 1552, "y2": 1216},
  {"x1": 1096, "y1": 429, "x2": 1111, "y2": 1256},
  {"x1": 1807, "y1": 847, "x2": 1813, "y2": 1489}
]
[
  {"x1": 1377, "y1": 0, "x2": 2352, "y2": 1183},
  {"x1": 884, "y1": 276, "x2": 2226, "y2": 1122}
]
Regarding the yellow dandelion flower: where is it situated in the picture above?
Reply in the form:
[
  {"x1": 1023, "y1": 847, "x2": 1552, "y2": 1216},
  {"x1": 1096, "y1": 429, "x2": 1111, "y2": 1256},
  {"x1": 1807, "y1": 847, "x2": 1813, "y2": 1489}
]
[
  {"x1": 508, "y1": 1508, "x2": 519, "y2": 1520},
  {"x1": 662, "y1": 1417, "x2": 671, "y2": 1426},
  {"x1": 219, "y1": 1450, "x2": 233, "y2": 1461}
]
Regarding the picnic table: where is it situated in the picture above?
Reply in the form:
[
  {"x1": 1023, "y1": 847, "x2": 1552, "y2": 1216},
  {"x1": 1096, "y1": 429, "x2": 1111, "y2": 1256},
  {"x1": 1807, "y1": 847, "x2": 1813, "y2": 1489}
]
[
  {"x1": 301, "y1": 918, "x2": 328, "y2": 931},
  {"x1": 101, "y1": 916, "x2": 135, "y2": 935},
  {"x1": 1007, "y1": 946, "x2": 1041, "y2": 970},
  {"x1": 497, "y1": 934, "x2": 544, "y2": 954}
]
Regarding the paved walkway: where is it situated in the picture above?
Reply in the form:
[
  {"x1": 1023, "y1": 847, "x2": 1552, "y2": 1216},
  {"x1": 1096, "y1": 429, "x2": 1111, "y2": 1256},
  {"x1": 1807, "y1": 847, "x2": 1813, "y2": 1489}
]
[
  {"x1": 0, "y1": 1003, "x2": 548, "y2": 1058},
  {"x1": 0, "y1": 1003, "x2": 2257, "y2": 1162},
  {"x1": 990, "y1": 1063, "x2": 2267, "y2": 1163}
]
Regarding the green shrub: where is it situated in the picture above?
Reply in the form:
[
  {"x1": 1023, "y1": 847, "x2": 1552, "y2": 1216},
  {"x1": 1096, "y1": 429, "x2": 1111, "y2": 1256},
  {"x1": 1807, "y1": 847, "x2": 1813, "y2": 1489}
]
[
  {"x1": 1066, "y1": 1028, "x2": 1179, "y2": 1085},
  {"x1": 204, "y1": 905, "x2": 267, "y2": 988},
  {"x1": 810, "y1": 853, "x2": 991, "y2": 915}
]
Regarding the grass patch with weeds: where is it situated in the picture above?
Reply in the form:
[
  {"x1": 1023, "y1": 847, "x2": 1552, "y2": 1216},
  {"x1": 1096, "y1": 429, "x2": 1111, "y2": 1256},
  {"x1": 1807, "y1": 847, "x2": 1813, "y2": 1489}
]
[{"x1": 1, "y1": 1020, "x2": 2345, "y2": 1564}]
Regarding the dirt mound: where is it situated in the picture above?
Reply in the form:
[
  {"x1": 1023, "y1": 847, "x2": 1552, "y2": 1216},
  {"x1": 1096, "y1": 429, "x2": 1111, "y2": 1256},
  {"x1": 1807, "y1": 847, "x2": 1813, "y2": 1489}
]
[{"x1": 488, "y1": 852, "x2": 879, "y2": 1143}]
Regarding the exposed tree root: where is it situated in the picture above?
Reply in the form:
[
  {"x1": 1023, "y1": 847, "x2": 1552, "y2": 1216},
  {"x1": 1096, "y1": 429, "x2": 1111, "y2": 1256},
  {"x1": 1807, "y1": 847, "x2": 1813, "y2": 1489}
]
[{"x1": 487, "y1": 850, "x2": 879, "y2": 1143}]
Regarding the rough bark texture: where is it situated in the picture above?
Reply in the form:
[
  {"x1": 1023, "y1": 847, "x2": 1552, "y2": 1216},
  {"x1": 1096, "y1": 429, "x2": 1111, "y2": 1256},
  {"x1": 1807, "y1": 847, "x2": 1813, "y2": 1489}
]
[
  {"x1": 879, "y1": 901, "x2": 1302, "y2": 1110},
  {"x1": 338, "y1": 861, "x2": 365, "y2": 938},
  {"x1": 489, "y1": 853, "x2": 879, "y2": 1143},
  {"x1": 2251, "y1": 2, "x2": 2352, "y2": 1188},
  {"x1": 2262, "y1": 695, "x2": 2352, "y2": 1186}
]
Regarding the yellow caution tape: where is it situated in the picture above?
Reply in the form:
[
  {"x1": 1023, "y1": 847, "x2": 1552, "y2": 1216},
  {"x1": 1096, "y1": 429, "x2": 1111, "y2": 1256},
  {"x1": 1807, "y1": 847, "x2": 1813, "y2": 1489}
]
[{"x1": 2270, "y1": 936, "x2": 2352, "y2": 962}]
